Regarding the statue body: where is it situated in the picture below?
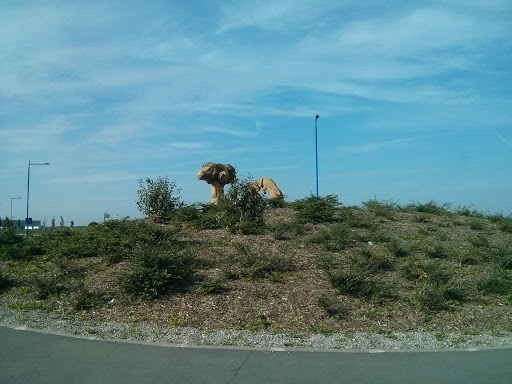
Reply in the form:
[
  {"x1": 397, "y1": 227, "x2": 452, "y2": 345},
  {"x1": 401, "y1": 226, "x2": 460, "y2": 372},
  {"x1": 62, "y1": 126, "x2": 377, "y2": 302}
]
[
  {"x1": 250, "y1": 177, "x2": 283, "y2": 199},
  {"x1": 197, "y1": 163, "x2": 236, "y2": 204}
]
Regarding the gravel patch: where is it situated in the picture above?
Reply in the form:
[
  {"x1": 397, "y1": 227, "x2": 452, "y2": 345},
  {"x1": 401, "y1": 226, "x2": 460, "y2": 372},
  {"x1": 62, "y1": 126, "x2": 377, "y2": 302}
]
[{"x1": 2, "y1": 306, "x2": 511, "y2": 350}]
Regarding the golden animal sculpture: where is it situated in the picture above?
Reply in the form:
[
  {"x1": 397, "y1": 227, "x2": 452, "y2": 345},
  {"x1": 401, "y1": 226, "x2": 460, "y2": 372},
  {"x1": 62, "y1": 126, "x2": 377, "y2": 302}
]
[
  {"x1": 197, "y1": 163, "x2": 236, "y2": 204},
  {"x1": 250, "y1": 177, "x2": 283, "y2": 199}
]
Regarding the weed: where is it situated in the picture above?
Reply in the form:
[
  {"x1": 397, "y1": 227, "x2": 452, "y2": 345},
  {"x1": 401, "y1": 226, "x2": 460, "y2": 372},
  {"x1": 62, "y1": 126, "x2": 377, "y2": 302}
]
[
  {"x1": 170, "y1": 315, "x2": 184, "y2": 327},
  {"x1": 310, "y1": 325, "x2": 334, "y2": 336},
  {"x1": 249, "y1": 312, "x2": 270, "y2": 332},
  {"x1": 359, "y1": 309, "x2": 382, "y2": 320},
  {"x1": 196, "y1": 278, "x2": 226, "y2": 294},
  {"x1": 317, "y1": 294, "x2": 346, "y2": 319}
]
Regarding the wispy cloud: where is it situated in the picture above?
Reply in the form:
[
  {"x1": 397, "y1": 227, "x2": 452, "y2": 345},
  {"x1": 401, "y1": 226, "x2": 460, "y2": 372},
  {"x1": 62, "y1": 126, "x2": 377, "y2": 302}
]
[
  {"x1": 495, "y1": 130, "x2": 512, "y2": 151},
  {"x1": 201, "y1": 126, "x2": 261, "y2": 138},
  {"x1": 341, "y1": 137, "x2": 426, "y2": 154}
]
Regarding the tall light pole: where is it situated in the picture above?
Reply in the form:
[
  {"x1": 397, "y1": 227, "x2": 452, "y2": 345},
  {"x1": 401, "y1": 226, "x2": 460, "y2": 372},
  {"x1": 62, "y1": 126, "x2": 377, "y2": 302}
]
[
  {"x1": 10, "y1": 197, "x2": 22, "y2": 220},
  {"x1": 315, "y1": 114, "x2": 320, "y2": 197},
  {"x1": 26, "y1": 161, "x2": 50, "y2": 237}
]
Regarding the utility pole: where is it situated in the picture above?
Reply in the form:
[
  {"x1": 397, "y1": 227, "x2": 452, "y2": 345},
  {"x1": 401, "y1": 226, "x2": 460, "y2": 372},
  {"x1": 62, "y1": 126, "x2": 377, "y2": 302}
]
[{"x1": 315, "y1": 115, "x2": 320, "y2": 197}]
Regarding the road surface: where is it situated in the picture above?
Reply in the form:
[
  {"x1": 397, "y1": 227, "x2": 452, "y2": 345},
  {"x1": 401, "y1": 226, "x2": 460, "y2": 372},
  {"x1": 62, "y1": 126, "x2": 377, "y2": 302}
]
[{"x1": 1, "y1": 324, "x2": 511, "y2": 383}]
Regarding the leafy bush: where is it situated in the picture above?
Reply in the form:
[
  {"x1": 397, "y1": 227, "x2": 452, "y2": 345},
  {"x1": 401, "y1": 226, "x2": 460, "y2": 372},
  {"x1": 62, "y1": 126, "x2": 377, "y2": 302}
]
[
  {"x1": 218, "y1": 177, "x2": 267, "y2": 234},
  {"x1": 136, "y1": 177, "x2": 183, "y2": 222},
  {"x1": 403, "y1": 260, "x2": 466, "y2": 312},
  {"x1": 236, "y1": 243, "x2": 294, "y2": 279},
  {"x1": 180, "y1": 203, "x2": 223, "y2": 230},
  {"x1": 418, "y1": 282, "x2": 466, "y2": 313},
  {"x1": 33, "y1": 275, "x2": 69, "y2": 299},
  {"x1": 317, "y1": 294, "x2": 346, "y2": 319},
  {"x1": 73, "y1": 286, "x2": 107, "y2": 310},
  {"x1": 327, "y1": 265, "x2": 390, "y2": 301},
  {"x1": 270, "y1": 222, "x2": 305, "y2": 240},
  {"x1": 0, "y1": 272, "x2": 15, "y2": 292},
  {"x1": 120, "y1": 243, "x2": 197, "y2": 299},
  {"x1": 321, "y1": 251, "x2": 393, "y2": 302},
  {"x1": 291, "y1": 194, "x2": 339, "y2": 224},
  {"x1": 478, "y1": 269, "x2": 512, "y2": 295},
  {"x1": 268, "y1": 198, "x2": 287, "y2": 209},
  {"x1": 363, "y1": 199, "x2": 400, "y2": 219},
  {"x1": 424, "y1": 243, "x2": 454, "y2": 259},
  {"x1": 309, "y1": 223, "x2": 356, "y2": 251},
  {"x1": 410, "y1": 201, "x2": 452, "y2": 215}
]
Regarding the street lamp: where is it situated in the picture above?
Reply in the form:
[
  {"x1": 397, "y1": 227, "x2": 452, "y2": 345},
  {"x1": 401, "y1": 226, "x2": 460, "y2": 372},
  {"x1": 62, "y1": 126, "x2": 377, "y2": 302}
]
[
  {"x1": 315, "y1": 115, "x2": 320, "y2": 197},
  {"x1": 26, "y1": 161, "x2": 50, "y2": 237},
  {"x1": 10, "y1": 197, "x2": 22, "y2": 220}
]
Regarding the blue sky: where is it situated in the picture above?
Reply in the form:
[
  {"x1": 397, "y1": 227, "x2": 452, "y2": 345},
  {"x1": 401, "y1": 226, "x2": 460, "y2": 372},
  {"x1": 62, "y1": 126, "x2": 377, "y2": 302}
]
[{"x1": 1, "y1": 0, "x2": 511, "y2": 226}]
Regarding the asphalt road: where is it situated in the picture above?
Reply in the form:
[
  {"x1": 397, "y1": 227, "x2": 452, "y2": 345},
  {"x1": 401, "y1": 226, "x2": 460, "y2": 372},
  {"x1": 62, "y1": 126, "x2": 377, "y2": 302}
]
[{"x1": 1, "y1": 325, "x2": 511, "y2": 383}]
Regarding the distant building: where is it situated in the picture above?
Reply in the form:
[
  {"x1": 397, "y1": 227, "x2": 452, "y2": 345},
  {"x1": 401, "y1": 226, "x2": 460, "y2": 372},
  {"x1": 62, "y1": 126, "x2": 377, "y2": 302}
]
[{"x1": 0, "y1": 219, "x2": 41, "y2": 229}]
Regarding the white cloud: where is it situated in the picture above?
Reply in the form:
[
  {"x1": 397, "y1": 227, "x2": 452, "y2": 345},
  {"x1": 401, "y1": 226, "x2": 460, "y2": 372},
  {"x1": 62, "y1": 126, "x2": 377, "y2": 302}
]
[{"x1": 341, "y1": 137, "x2": 425, "y2": 154}]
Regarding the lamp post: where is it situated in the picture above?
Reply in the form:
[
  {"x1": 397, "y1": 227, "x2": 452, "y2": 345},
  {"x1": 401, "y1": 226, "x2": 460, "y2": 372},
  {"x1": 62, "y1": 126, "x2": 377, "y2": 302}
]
[
  {"x1": 10, "y1": 197, "x2": 22, "y2": 220},
  {"x1": 315, "y1": 115, "x2": 320, "y2": 197},
  {"x1": 26, "y1": 161, "x2": 50, "y2": 237}
]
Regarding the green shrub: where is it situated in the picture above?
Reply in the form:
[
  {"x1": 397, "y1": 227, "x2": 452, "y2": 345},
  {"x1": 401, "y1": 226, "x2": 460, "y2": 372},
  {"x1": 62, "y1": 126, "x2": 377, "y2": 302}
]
[
  {"x1": 385, "y1": 238, "x2": 411, "y2": 258},
  {"x1": 498, "y1": 217, "x2": 512, "y2": 234},
  {"x1": 268, "y1": 198, "x2": 287, "y2": 209},
  {"x1": 327, "y1": 265, "x2": 390, "y2": 301},
  {"x1": 136, "y1": 177, "x2": 183, "y2": 222},
  {"x1": 218, "y1": 178, "x2": 267, "y2": 234},
  {"x1": 418, "y1": 282, "x2": 466, "y2": 313},
  {"x1": 478, "y1": 270, "x2": 512, "y2": 295},
  {"x1": 410, "y1": 201, "x2": 452, "y2": 215},
  {"x1": 363, "y1": 199, "x2": 400, "y2": 219},
  {"x1": 73, "y1": 286, "x2": 107, "y2": 310},
  {"x1": 317, "y1": 294, "x2": 346, "y2": 319},
  {"x1": 0, "y1": 271, "x2": 15, "y2": 292},
  {"x1": 309, "y1": 223, "x2": 356, "y2": 251},
  {"x1": 291, "y1": 194, "x2": 339, "y2": 224},
  {"x1": 493, "y1": 245, "x2": 512, "y2": 270},
  {"x1": 33, "y1": 275, "x2": 69, "y2": 299},
  {"x1": 173, "y1": 203, "x2": 225, "y2": 230},
  {"x1": 424, "y1": 243, "x2": 453, "y2": 259},
  {"x1": 236, "y1": 243, "x2": 294, "y2": 279},
  {"x1": 270, "y1": 222, "x2": 305, "y2": 240},
  {"x1": 120, "y1": 243, "x2": 197, "y2": 299}
]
